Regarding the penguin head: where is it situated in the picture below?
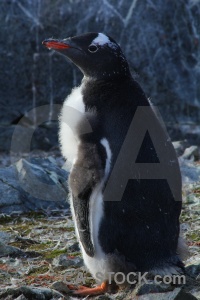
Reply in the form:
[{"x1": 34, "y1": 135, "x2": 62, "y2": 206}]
[{"x1": 42, "y1": 32, "x2": 130, "y2": 80}]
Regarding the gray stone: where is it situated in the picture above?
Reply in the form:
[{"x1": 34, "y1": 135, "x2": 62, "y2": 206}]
[
  {"x1": 172, "y1": 140, "x2": 189, "y2": 157},
  {"x1": 177, "y1": 125, "x2": 200, "y2": 146},
  {"x1": 0, "y1": 231, "x2": 12, "y2": 244},
  {"x1": 0, "y1": 124, "x2": 59, "y2": 152},
  {"x1": 68, "y1": 242, "x2": 80, "y2": 252},
  {"x1": 0, "y1": 286, "x2": 69, "y2": 300},
  {"x1": 20, "y1": 286, "x2": 52, "y2": 300},
  {"x1": 51, "y1": 290, "x2": 70, "y2": 300},
  {"x1": 15, "y1": 158, "x2": 66, "y2": 202},
  {"x1": 182, "y1": 146, "x2": 199, "y2": 161},
  {"x1": 15, "y1": 296, "x2": 28, "y2": 300},
  {"x1": 94, "y1": 295, "x2": 112, "y2": 300},
  {"x1": 135, "y1": 281, "x2": 173, "y2": 295},
  {"x1": 0, "y1": 286, "x2": 53, "y2": 300},
  {"x1": 135, "y1": 287, "x2": 198, "y2": 300},
  {"x1": 0, "y1": 241, "x2": 24, "y2": 258},
  {"x1": 0, "y1": 158, "x2": 69, "y2": 214},
  {"x1": 179, "y1": 158, "x2": 200, "y2": 183},
  {"x1": 186, "y1": 264, "x2": 200, "y2": 279},
  {"x1": 0, "y1": 126, "x2": 16, "y2": 152},
  {"x1": 53, "y1": 253, "x2": 83, "y2": 268},
  {"x1": 51, "y1": 281, "x2": 70, "y2": 294}
]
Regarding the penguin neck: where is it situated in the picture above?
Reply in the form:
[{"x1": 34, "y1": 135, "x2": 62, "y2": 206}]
[
  {"x1": 82, "y1": 72, "x2": 132, "y2": 85},
  {"x1": 81, "y1": 74, "x2": 149, "y2": 112},
  {"x1": 82, "y1": 63, "x2": 132, "y2": 82},
  {"x1": 81, "y1": 74, "x2": 134, "y2": 111}
]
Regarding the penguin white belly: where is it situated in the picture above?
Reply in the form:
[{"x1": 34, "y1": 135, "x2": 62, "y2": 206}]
[{"x1": 59, "y1": 85, "x2": 85, "y2": 164}]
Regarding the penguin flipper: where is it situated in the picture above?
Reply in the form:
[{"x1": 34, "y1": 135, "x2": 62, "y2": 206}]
[
  {"x1": 69, "y1": 142, "x2": 106, "y2": 257},
  {"x1": 72, "y1": 192, "x2": 93, "y2": 256}
]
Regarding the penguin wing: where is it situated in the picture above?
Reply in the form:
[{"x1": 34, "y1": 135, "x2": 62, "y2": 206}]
[{"x1": 69, "y1": 141, "x2": 107, "y2": 257}]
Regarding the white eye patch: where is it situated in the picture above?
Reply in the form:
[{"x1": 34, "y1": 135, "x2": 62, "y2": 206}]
[{"x1": 91, "y1": 33, "x2": 118, "y2": 50}]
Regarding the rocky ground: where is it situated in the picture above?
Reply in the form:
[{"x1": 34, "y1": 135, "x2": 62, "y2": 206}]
[{"x1": 0, "y1": 143, "x2": 199, "y2": 299}]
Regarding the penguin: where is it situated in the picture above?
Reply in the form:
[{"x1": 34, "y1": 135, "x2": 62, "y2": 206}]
[{"x1": 42, "y1": 33, "x2": 186, "y2": 296}]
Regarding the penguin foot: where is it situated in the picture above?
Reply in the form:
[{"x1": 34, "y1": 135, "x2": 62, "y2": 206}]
[{"x1": 68, "y1": 281, "x2": 109, "y2": 296}]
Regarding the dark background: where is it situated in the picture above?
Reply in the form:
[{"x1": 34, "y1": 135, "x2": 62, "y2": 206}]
[{"x1": 0, "y1": 0, "x2": 200, "y2": 152}]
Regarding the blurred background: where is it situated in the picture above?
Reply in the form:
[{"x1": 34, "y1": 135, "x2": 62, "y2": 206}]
[{"x1": 0, "y1": 0, "x2": 200, "y2": 153}]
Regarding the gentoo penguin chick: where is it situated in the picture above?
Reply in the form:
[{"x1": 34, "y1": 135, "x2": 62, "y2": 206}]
[{"x1": 43, "y1": 33, "x2": 185, "y2": 296}]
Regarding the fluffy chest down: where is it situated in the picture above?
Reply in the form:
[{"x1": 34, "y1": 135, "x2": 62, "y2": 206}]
[{"x1": 59, "y1": 85, "x2": 85, "y2": 164}]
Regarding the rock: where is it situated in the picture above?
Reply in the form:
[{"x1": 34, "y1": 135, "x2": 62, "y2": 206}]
[
  {"x1": 0, "y1": 124, "x2": 59, "y2": 152},
  {"x1": 68, "y1": 242, "x2": 80, "y2": 252},
  {"x1": 93, "y1": 295, "x2": 112, "y2": 300},
  {"x1": 53, "y1": 254, "x2": 83, "y2": 268},
  {"x1": 135, "y1": 281, "x2": 173, "y2": 295},
  {"x1": 182, "y1": 146, "x2": 199, "y2": 161},
  {"x1": 0, "y1": 126, "x2": 16, "y2": 152},
  {"x1": 0, "y1": 286, "x2": 53, "y2": 300},
  {"x1": 186, "y1": 264, "x2": 200, "y2": 279},
  {"x1": 15, "y1": 158, "x2": 67, "y2": 202},
  {"x1": 134, "y1": 287, "x2": 197, "y2": 300},
  {"x1": 1, "y1": 285, "x2": 197, "y2": 300},
  {"x1": 15, "y1": 296, "x2": 28, "y2": 300},
  {"x1": 177, "y1": 125, "x2": 200, "y2": 147},
  {"x1": 0, "y1": 241, "x2": 24, "y2": 258},
  {"x1": 0, "y1": 231, "x2": 12, "y2": 244},
  {"x1": 21, "y1": 286, "x2": 52, "y2": 300},
  {"x1": 110, "y1": 279, "x2": 199, "y2": 299},
  {"x1": 51, "y1": 281, "x2": 70, "y2": 294},
  {"x1": 172, "y1": 140, "x2": 189, "y2": 157},
  {"x1": 0, "y1": 158, "x2": 69, "y2": 214},
  {"x1": 179, "y1": 158, "x2": 200, "y2": 183}
]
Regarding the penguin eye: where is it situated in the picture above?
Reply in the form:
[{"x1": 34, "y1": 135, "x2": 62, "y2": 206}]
[{"x1": 88, "y1": 45, "x2": 98, "y2": 53}]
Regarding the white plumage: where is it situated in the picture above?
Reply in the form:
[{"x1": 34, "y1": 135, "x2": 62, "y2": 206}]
[{"x1": 59, "y1": 85, "x2": 84, "y2": 164}]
